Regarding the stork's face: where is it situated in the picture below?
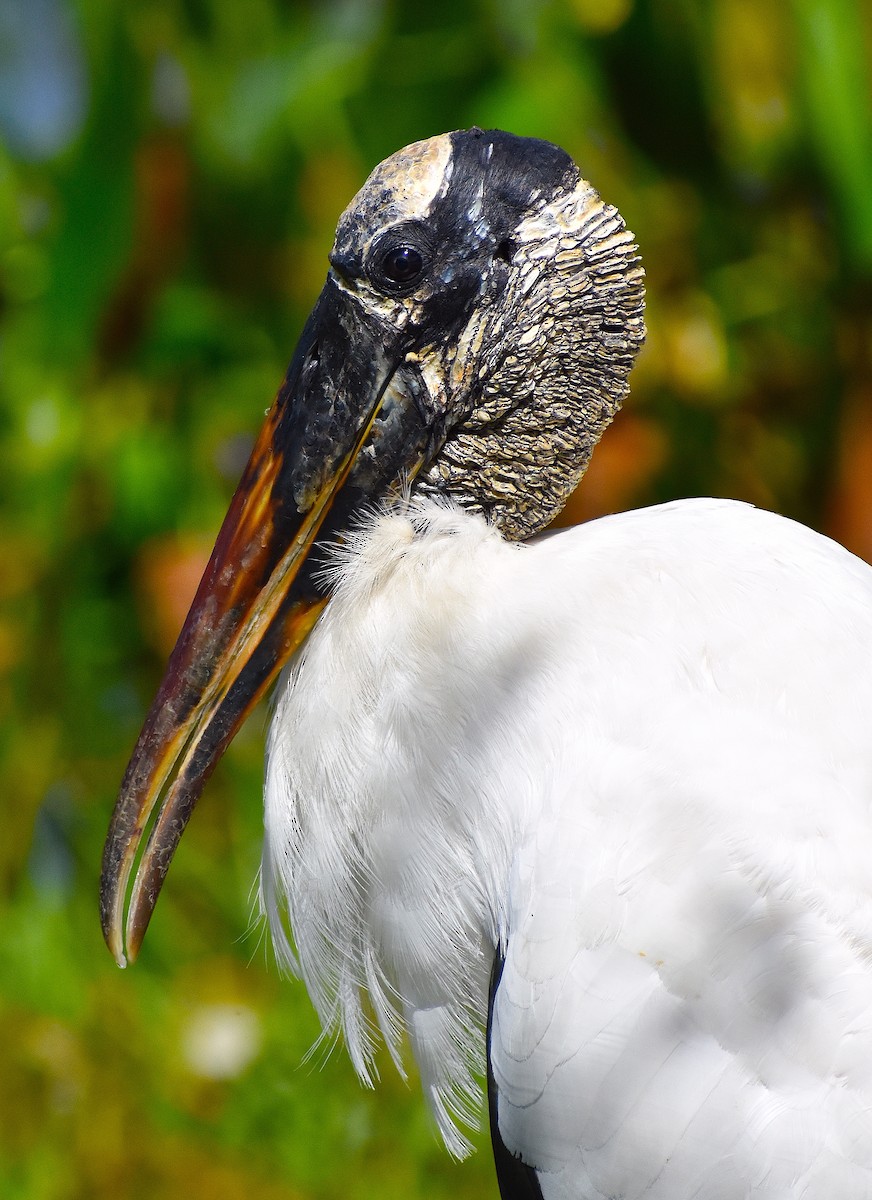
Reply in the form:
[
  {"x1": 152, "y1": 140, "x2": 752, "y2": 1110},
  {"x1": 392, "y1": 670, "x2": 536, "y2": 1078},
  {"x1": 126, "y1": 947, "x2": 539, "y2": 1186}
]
[{"x1": 100, "y1": 129, "x2": 644, "y2": 966}]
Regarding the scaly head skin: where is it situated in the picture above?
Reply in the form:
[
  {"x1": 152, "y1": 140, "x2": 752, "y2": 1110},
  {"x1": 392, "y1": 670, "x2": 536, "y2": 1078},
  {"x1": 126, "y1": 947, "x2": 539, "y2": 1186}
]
[{"x1": 328, "y1": 128, "x2": 645, "y2": 537}]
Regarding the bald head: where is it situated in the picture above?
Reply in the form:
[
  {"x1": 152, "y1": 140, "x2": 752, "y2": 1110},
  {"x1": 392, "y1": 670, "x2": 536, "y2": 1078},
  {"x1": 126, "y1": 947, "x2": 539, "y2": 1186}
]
[{"x1": 328, "y1": 129, "x2": 582, "y2": 317}]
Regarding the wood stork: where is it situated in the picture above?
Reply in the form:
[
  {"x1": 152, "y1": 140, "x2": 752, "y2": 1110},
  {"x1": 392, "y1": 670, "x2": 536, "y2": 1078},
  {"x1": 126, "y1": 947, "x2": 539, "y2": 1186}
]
[{"x1": 101, "y1": 128, "x2": 872, "y2": 1198}]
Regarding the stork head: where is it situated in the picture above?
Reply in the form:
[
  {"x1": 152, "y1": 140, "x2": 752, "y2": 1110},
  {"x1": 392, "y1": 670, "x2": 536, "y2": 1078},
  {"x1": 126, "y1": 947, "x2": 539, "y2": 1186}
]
[{"x1": 100, "y1": 129, "x2": 645, "y2": 966}]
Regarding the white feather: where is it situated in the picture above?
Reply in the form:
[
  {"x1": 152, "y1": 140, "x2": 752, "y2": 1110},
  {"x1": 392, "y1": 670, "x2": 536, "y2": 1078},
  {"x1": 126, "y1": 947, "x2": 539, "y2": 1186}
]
[{"x1": 261, "y1": 495, "x2": 872, "y2": 1193}]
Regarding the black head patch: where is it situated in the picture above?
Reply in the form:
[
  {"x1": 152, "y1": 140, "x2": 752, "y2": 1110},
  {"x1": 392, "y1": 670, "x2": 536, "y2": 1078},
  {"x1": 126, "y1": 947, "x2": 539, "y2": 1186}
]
[{"x1": 447, "y1": 128, "x2": 579, "y2": 237}]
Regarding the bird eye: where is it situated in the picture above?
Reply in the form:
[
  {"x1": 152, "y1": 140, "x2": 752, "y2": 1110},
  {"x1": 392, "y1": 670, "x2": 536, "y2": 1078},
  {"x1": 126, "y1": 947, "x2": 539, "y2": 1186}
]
[
  {"x1": 380, "y1": 244, "x2": 425, "y2": 285},
  {"x1": 366, "y1": 223, "x2": 433, "y2": 293}
]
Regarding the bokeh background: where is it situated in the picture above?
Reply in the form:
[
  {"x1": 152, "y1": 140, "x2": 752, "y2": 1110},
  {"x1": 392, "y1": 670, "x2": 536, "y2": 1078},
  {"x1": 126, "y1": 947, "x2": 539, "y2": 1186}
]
[{"x1": 2, "y1": 1, "x2": 871, "y2": 1197}]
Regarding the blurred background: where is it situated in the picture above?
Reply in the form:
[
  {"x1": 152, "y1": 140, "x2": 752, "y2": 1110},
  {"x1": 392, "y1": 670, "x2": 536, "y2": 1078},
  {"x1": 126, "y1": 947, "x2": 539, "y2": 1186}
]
[{"x1": 1, "y1": 0, "x2": 871, "y2": 1196}]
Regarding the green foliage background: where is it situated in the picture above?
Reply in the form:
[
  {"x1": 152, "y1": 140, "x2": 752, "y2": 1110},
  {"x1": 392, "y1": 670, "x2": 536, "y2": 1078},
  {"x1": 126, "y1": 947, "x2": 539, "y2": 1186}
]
[{"x1": 1, "y1": 1, "x2": 871, "y2": 1196}]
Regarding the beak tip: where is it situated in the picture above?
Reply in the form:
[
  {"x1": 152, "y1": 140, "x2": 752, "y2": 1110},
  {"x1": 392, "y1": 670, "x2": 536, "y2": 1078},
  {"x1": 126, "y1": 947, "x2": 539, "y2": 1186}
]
[{"x1": 103, "y1": 918, "x2": 129, "y2": 968}]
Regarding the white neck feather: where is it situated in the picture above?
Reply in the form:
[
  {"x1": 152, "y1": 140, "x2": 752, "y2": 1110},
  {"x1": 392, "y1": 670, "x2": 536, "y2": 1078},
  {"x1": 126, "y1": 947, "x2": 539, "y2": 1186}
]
[{"x1": 260, "y1": 500, "x2": 527, "y2": 1153}]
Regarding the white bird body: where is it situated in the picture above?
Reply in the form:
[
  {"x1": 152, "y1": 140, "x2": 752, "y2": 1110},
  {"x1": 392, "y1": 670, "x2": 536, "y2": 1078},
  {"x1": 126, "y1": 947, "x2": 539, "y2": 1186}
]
[
  {"x1": 103, "y1": 131, "x2": 872, "y2": 1198},
  {"x1": 263, "y1": 495, "x2": 872, "y2": 1198}
]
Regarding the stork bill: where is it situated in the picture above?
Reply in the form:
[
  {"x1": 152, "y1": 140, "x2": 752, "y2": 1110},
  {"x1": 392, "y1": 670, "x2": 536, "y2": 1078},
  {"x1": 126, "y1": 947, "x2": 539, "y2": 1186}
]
[{"x1": 102, "y1": 130, "x2": 872, "y2": 1198}]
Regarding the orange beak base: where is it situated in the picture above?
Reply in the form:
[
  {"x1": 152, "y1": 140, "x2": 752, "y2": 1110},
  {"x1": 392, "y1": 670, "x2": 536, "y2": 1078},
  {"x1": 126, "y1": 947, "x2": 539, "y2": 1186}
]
[{"x1": 100, "y1": 276, "x2": 432, "y2": 966}]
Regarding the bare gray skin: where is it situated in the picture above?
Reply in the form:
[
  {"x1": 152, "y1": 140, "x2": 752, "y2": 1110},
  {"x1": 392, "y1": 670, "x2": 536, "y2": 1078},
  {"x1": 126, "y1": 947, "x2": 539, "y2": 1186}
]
[{"x1": 328, "y1": 129, "x2": 646, "y2": 539}]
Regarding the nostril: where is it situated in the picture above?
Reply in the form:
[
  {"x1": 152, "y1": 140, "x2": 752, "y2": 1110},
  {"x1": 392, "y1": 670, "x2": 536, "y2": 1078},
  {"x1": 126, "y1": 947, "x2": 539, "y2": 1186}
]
[{"x1": 329, "y1": 249, "x2": 357, "y2": 283}]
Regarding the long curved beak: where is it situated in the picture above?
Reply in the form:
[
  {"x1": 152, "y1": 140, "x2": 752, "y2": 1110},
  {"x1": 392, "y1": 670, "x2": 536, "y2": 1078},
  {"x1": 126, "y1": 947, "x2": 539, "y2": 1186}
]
[{"x1": 100, "y1": 277, "x2": 432, "y2": 967}]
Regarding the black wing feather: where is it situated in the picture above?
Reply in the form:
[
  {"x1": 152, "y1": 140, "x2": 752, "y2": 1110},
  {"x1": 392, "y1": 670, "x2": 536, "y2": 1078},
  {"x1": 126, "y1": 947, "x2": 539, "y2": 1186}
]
[{"x1": 487, "y1": 947, "x2": 546, "y2": 1200}]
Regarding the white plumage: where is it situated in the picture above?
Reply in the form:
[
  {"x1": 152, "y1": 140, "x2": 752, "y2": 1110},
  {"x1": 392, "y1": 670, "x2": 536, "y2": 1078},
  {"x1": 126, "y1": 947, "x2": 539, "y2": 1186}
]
[
  {"x1": 102, "y1": 129, "x2": 872, "y2": 1198},
  {"x1": 263, "y1": 496, "x2": 872, "y2": 1197}
]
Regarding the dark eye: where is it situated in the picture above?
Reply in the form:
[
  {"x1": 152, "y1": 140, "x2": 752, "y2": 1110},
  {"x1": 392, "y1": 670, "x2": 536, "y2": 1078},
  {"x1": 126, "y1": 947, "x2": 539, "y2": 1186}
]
[
  {"x1": 366, "y1": 223, "x2": 433, "y2": 293},
  {"x1": 380, "y1": 244, "x2": 425, "y2": 285}
]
